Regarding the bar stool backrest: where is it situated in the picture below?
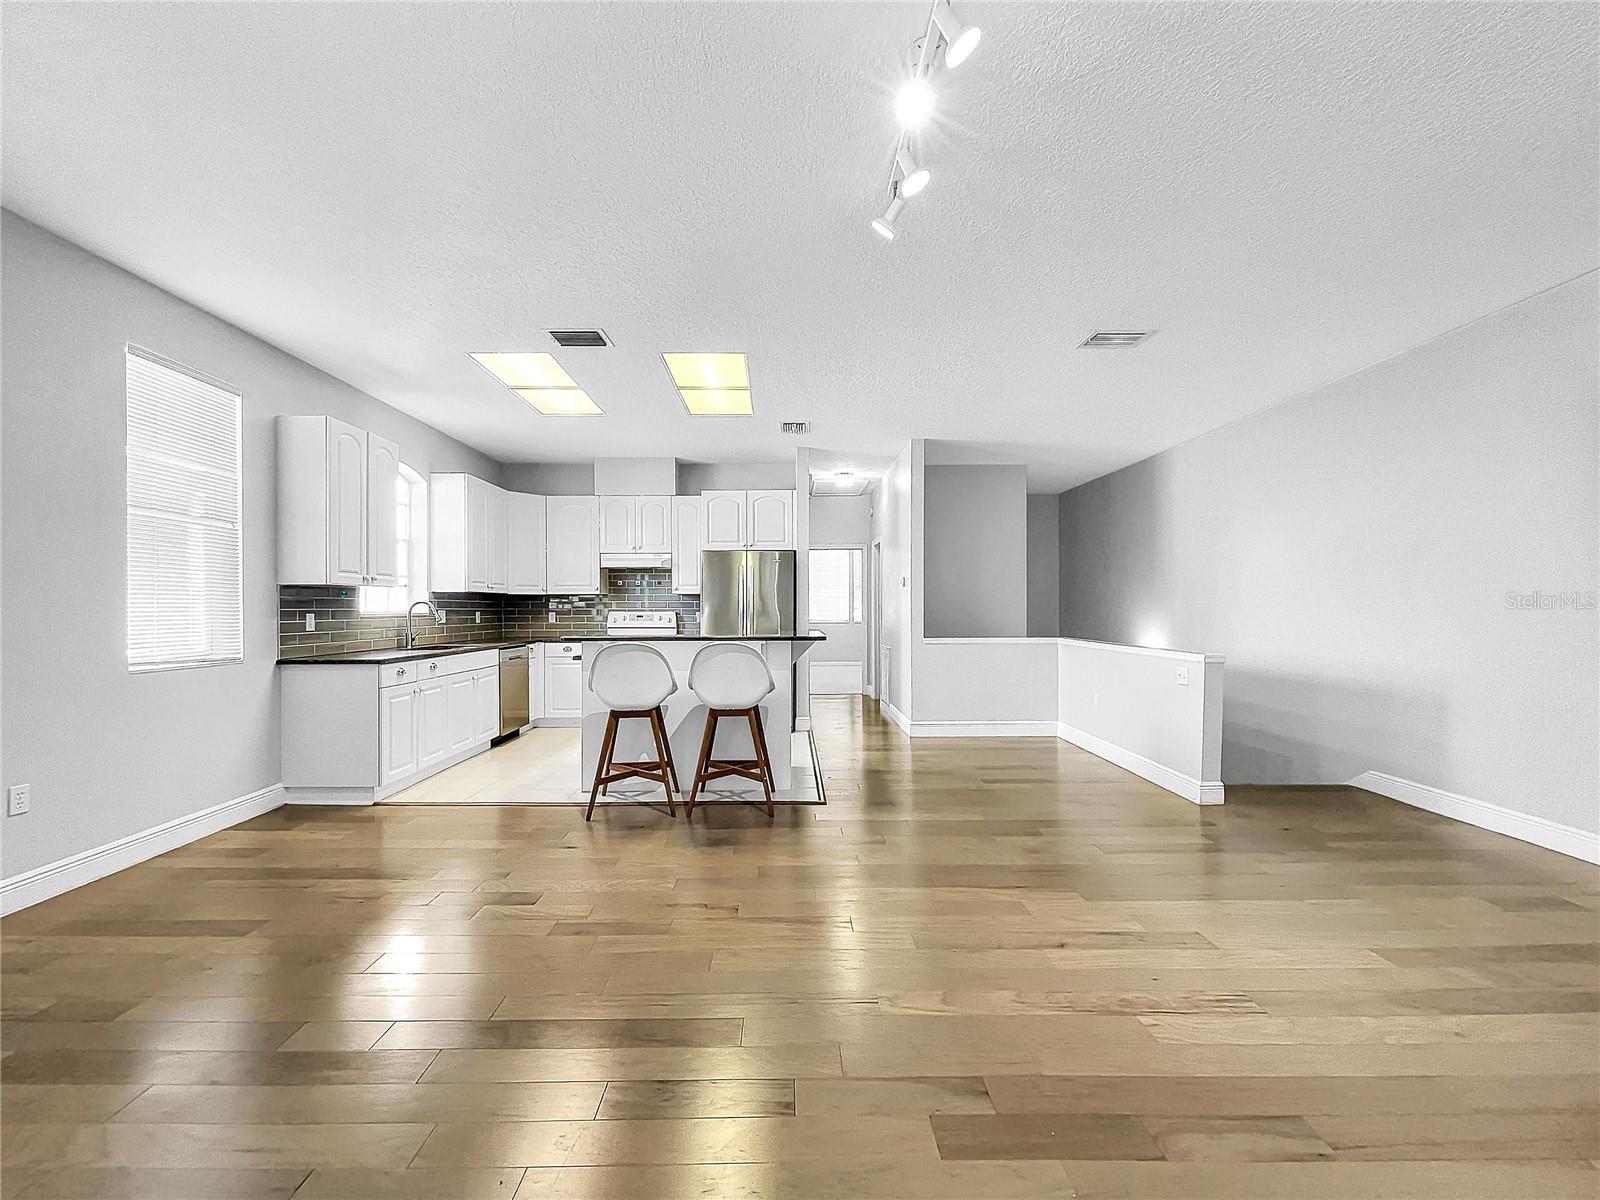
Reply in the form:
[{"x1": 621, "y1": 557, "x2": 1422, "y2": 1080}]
[
  {"x1": 588, "y1": 642, "x2": 678, "y2": 711},
  {"x1": 688, "y1": 642, "x2": 775, "y2": 710}
]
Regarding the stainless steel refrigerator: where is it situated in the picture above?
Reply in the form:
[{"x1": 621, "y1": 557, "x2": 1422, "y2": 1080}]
[{"x1": 699, "y1": 551, "x2": 796, "y2": 637}]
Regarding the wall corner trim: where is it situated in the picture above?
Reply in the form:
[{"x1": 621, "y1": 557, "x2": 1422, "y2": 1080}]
[
  {"x1": 1056, "y1": 722, "x2": 1224, "y2": 806},
  {"x1": 1349, "y1": 771, "x2": 1600, "y2": 865},
  {"x1": 880, "y1": 699, "x2": 912, "y2": 736},
  {"x1": 0, "y1": 783, "x2": 286, "y2": 915}
]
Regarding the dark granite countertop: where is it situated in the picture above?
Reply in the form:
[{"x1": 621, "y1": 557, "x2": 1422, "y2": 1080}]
[{"x1": 278, "y1": 632, "x2": 825, "y2": 665}]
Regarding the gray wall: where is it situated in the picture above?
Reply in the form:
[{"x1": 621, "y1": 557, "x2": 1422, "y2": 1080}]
[
  {"x1": 1026, "y1": 494, "x2": 1060, "y2": 638},
  {"x1": 1058, "y1": 274, "x2": 1599, "y2": 835},
  {"x1": 677, "y1": 461, "x2": 794, "y2": 492},
  {"x1": 809, "y1": 493, "x2": 872, "y2": 672},
  {"x1": 0, "y1": 211, "x2": 498, "y2": 878},
  {"x1": 499, "y1": 462, "x2": 595, "y2": 495},
  {"x1": 922, "y1": 464, "x2": 1028, "y2": 639}
]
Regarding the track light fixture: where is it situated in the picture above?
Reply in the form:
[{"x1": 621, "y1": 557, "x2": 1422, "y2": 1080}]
[
  {"x1": 870, "y1": 189, "x2": 905, "y2": 240},
  {"x1": 931, "y1": 0, "x2": 982, "y2": 69},
  {"x1": 867, "y1": 0, "x2": 983, "y2": 241},
  {"x1": 895, "y1": 144, "x2": 930, "y2": 197}
]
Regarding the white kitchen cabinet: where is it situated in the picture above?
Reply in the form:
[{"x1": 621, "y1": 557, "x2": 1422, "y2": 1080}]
[
  {"x1": 546, "y1": 495, "x2": 601, "y2": 594},
  {"x1": 487, "y1": 486, "x2": 509, "y2": 592},
  {"x1": 527, "y1": 644, "x2": 546, "y2": 723},
  {"x1": 507, "y1": 493, "x2": 547, "y2": 594},
  {"x1": 598, "y1": 496, "x2": 636, "y2": 554},
  {"x1": 284, "y1": 648, "x2": 500, "y2": 804},
  {"x1": 277, "y1": 415, "x2": 401, "y2": 586},
  {"x1": 378, "y1": 683, "x2": 420, "y2": 787},
  {"x1": 671, "y1": 495, "x2": 704, "y2": 593},
  {"x1": 417, "y1": 678, "x2": 449, "y2": 770},
  {"x1": 473, "y1": 666, "x2": 499, "y2": 744},
  {"x1": 701, "y1": 489, "x2": 795, "y2": 550},
  {"x1": 746, "y1": 490, "x2": 795, "y2": 549},
  {"x1": 445, "y1": 671, "x2": 477, "y2": 754},
  {"x1": 432, "y1": 473, "x2": 510, "y2": 594},
  {"x1": 637, "y1": 496, "x2": 672, "y2": 552},
  {"x1": 544, "y1": 644, "x2": 584, "y2": 721},
  {"x1": 702, "y1": 490, "x2": 747, "y2": 550},
  {"x1": 365, "y1": 433, "x2": 401, "y2": 585},
  {"x1": 598, "y1": 495, "x2": 672, "y2": 554}
]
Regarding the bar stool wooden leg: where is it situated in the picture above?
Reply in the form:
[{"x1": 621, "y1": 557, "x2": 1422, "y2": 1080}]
[
  {"x1": 653, "y1": 707, "x2": 681, "y2": 795},
  {"x1": 686, "y1": 711, "x2": 718, "y2": 817},
  {"x1": 646, "y1": 707, "x2": 678, "y2": 818},
  {"x1": 746, "y1": 707, "x2": 775, "y2": 819},
  {"x1": 587, "y1": 711, "x2": 620, "y2": 822}
]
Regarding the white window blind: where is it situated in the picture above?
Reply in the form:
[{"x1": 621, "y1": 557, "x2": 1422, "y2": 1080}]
[
  {"x1": 809, "y1": 547, "x2": 863, "y2": 623},
  {"x1": 126, "y1": 346, "x2": 243, "y2": 672}
]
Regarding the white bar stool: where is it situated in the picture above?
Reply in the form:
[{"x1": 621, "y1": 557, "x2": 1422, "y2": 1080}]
[
  {"x1": 586, "y1": 642, "x2": 680, "y2": 821},
  {"x1": 684, "y1": 642, "x2": 777, "y2": 820}
]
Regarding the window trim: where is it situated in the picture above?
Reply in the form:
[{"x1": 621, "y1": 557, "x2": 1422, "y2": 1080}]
[
  {"x1": 125, "y1": 344, "x2": 244, "y2": 674},
  {"x1": 808, "y1": 543, "x2": 865, "y2": 625}
]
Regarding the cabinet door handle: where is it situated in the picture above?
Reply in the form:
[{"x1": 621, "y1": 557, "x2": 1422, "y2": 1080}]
[
  {"x1": 396, "y1": 667, "x2": 406, "y2": 677},
  {"x1": 430, "y1": 662, "x2": 438, "y2": 672}
]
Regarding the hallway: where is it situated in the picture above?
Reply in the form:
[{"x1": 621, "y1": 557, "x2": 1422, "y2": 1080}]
[{"x1": 2, "y1": 697, "x2": 1595, "y2": 1198}]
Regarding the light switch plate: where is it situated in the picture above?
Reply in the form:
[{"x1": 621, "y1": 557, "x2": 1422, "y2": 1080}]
[
  {"x1": 7, "y1": 784, "x2": 30, "y2": 817},
  {"x1": 1175, "y1": 666, "x2": 1190, "y2": 686}
]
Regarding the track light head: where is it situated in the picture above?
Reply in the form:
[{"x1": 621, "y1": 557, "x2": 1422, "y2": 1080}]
[
  {"x1": 895, "y1": 145, "x2": 931, "y2": 197},
  {"x1": 931, "y1": 0, "x2": 981, "y2": 69},
  {"x1": 870, "y1": 193, "x2": 905, "y2": 240},
  {"x1": 893, "y1": 75, "x2": 935, "y2": 129}
]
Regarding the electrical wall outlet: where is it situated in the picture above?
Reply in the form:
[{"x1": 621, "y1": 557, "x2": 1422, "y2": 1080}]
[
  {"x1": 7, "y1": 784, "x2": 31, "y2": 817},
  {"x1": 475, "y1": 611, "x2": 482, "y2": 624},
  {"x1": 304, "y1": 613, "x2": 316, "y2": 632},
  {"x1": 1175, "y1": 666, "x2": 1190, "y2": 686}
]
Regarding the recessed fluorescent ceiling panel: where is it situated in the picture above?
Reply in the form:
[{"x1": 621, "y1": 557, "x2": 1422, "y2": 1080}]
[
  {"x1": 512, "y1": 387, "x2": 603, "y2": 416},
  {"x1": 663, "y1": 352, "x2": 753, "y2": 415},
  {"x1": 470, "y1": 352, "x2": 603, "y2": 415}
]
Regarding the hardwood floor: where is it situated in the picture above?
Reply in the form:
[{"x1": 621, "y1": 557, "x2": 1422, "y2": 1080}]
[{"x1": 3, "y1": 695, "x2": 1596, "y2": 1199}]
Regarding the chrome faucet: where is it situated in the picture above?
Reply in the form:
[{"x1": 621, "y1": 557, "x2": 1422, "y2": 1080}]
[{"x1": 407, "y1": 599, "x2": 446, "y2": 649}]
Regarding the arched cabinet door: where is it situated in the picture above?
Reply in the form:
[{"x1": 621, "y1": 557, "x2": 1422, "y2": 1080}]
[
  {"x1": 702, "y1": 491, "x2": 747, "y2": 549},
  {"x1": 746, "y1": 490, "x2": 795, "y2": 549},
  {"x1": 327, "y1": 418, "x2": 368, "y2": 585},
  {"x1": 366, "y1": 433, "x2": 400, "y2": 585}
]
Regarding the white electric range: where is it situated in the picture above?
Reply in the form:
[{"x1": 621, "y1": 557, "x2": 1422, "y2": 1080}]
[{"x1": 604, "y1": 610, "x2": 679, "y2": 637}]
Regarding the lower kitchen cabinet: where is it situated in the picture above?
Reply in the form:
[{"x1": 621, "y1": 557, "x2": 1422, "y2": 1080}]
[
  {"x1": 282, "y1": 649, "x2": 500, "y2": 804},
  {"x1": 543, "y1": 642, "x2": 583, "y2": 723}
]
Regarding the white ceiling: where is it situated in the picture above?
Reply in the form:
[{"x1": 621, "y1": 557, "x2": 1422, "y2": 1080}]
[{"x1": 4, "y1": 2, "x2": 1594, "y2": 491}]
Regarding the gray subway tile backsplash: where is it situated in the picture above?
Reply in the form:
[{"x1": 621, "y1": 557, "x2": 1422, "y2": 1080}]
[{"x1": 278, "y1": 569, "x2": 700, "y2": 657}]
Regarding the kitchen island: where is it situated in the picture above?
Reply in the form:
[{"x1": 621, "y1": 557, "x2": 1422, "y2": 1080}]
[{"x1": 579, "y1": 634, "x2": 823, "y2": 798}]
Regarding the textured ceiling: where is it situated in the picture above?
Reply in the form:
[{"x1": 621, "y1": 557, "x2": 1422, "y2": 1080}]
[{"x1": 3, "y1": 2, "x2": 1595, "y2": 491}]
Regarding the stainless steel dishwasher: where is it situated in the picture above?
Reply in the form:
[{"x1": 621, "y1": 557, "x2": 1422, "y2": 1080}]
[{"x1": 498, "y1": 646, "x2": 530, "y2": 737}]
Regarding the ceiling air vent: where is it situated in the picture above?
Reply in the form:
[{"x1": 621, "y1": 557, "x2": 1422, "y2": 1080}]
[
  {"x1": 1079, "y1": 330, "x2": 1155, "y2": 349},
  {"x1": 548, "y1": 329, "x2": 610, "y2": 348},
  {"x1": 781, "y1": 421, "x2": 809, "y2": 435}
]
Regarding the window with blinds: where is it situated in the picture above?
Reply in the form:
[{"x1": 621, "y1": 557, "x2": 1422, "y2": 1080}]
[
  {"x1": 125, "y1": 346, "x2": 244, "y2": 672},
  {"x1": 809, "y1": 547, "x2": 863, "y2": 624}
]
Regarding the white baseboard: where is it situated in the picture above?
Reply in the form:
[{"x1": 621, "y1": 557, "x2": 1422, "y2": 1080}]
[
  {"x1": 880, "y1": 698, "x2": 911, "y2": 735},
  {"x1": 1350, "y1": 770, "x2": 1600, "y2": 864},
  {"x1": 810, "y1": 660, "x2": 865, "y2": 696},
  {"x1": 909, "y1": 720, "x2": 1059, "y2": 738},
  {"x1": 1057, "y1": 722, "x2": 1223, "y2": 806},
  {"x1": 1, "y1": 783, "x2": 285, "y2": 915}
]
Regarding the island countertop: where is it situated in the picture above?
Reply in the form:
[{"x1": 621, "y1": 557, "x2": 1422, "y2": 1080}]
[{"x1": 279, "y1": 632, "x2": 825, "y2": 665}]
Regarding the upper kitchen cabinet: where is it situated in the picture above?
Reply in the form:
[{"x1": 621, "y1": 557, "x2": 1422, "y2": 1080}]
[
  {"x1": 599, "y1": 495, "x2": 672, "y2": 554},
  {"x1": 671, "y1": 495, "x2": 704, "y2": 594},
  {"x1": 507, "y1": 492, "x2": 547, "y2": 594},
  {"x1": 546, "y1": 494, "x2": 601, "y2": 594},
  {"x1": 701, "y1": 489, "x2": 795, "y2": 550},
  {"x1": 432, "y1": 472, "x2": 509, "y2": 594},
  {"x1": 277, "y1": 415, "x2": 399, "y2": 586}
]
